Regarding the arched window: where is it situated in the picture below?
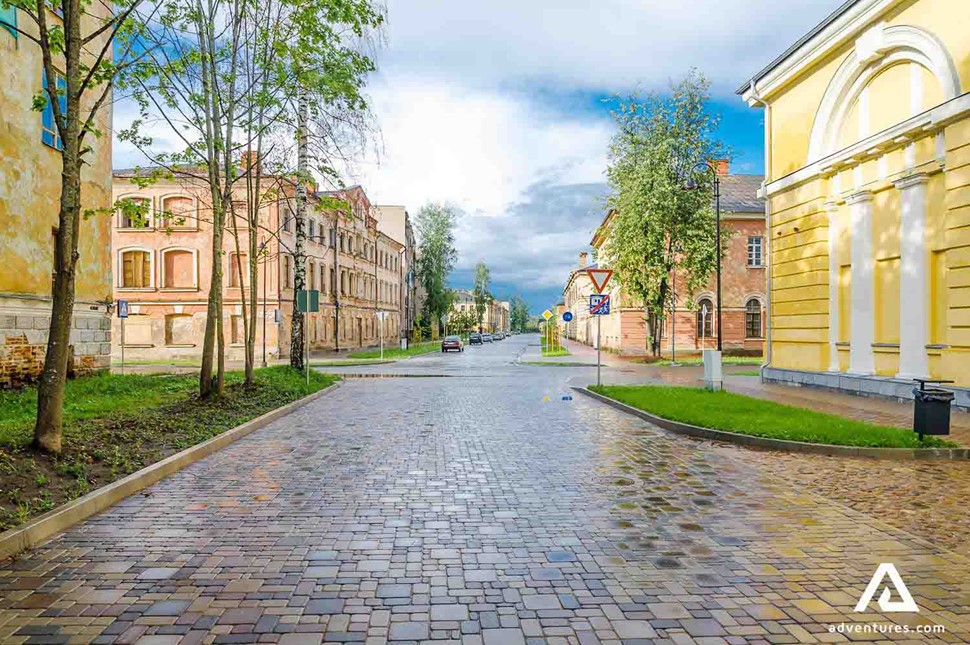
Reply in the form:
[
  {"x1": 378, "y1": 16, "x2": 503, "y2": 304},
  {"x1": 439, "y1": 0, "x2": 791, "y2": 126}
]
[
  {"x1": 745, "y1": 298, "x2": 763, "y2": 339},
  {"x1": 117, "y1": 196, "x2": 152, "y2": 229},
  {"x1": 159, "y1": 195, "x2": 196, "y2": 229},
  {"x1": 120, "y1": 249, "x2": 153, "y2": 288},
  {"x1": 696, "y1": 298, "x2": 714, "y2": 339},
  {"x1": 161, "y1": 249, "x2": 197, "y2": 289}
]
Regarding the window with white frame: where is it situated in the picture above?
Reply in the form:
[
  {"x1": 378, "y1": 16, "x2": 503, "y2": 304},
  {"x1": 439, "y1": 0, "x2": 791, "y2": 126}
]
[
  {"x1": 117, "y1": 195, "x2": 153, "y2": 229},
  {"x1": 747, "y1": 236, "x2": 764, "y2": 267},
  {"x1": 745, "y1": 298, "x2": 764, "y2": 339},
  {"x1": 161, "y1": 248, "x2": 197, "y2": 289},
  {"x1": 119, "y1": 249, "x2": 153, "y2": 288},
  {"x1": 159, "y1": 195, "x2": 196, "y2": 230}
]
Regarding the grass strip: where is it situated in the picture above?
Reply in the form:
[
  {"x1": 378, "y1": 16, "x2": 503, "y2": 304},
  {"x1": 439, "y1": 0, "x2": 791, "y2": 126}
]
[
  {"x1": 0, "y1": 366, "x2": 338, "y2": 531},
  {"x1": 347, "y1": 341, "x2": 440, "y2": 360},
  {"x1": 589, "y1": 385, "x2": 952, "y2": 449}
]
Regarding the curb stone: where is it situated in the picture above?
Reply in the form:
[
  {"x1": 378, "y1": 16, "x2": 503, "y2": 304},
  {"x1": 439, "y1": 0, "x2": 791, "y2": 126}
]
[
  {"x1": 574, "y1": 386, "x2": 970, "y2": 461},
  {"x1": 0, "y1": 381, "x2": 342, "y2": 560}
]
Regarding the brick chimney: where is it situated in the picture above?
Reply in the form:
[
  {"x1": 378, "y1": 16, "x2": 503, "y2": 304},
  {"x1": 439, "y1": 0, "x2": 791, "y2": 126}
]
[
  {"x1": 241, "y1": 149, "x2": 260, "y2": 173},
  {"x1": 713, "y1": 159, "x2": 730, "y2": 176},
  {"x1": 579, "y1": 252, "x2": 588, "y2": 268}
]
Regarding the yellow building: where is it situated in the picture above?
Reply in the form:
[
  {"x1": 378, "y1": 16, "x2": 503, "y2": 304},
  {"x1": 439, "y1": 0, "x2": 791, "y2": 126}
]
[
  {"x1": 0, "y1": 6, "x2": 113, "y2": 386},
  {"x1": 739, "y1": 0, "x2": 970, "y2": 406}
]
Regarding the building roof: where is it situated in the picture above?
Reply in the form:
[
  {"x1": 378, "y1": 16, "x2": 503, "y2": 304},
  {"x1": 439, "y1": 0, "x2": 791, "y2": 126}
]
[
  {"x1": 719, "y1": 174, "x2": 764, "y2": 213},
  {"x1": 735, "y1": 0, "x2": 861, "y2": 95}
]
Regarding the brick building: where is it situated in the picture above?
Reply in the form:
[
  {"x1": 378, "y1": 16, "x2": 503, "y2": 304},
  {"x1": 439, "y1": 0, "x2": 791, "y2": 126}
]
[
  {"x1": 563, "y1": 164, "x2": 766, "y2": 357},
  {"x1": 111, "y1": 172, "x2": 406, "y2": 362}
]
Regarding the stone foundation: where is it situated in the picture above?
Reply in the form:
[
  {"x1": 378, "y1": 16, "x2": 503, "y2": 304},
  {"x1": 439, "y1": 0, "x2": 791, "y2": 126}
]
[
  {"x1": 0, "y1": 295, "x2": 111, "y2": 388},
  {"x1": 762, "y1": 366, "x2": 970, "y2": 412}
]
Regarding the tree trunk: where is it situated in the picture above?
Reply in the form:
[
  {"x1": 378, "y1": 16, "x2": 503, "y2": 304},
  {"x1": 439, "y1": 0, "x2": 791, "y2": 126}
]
[
  {"x1": 289, "y1": 88, "x2": 308, "y2": 370},
  {"x1": 34, "y1": 4, "x2": 83, "y2": 454}
]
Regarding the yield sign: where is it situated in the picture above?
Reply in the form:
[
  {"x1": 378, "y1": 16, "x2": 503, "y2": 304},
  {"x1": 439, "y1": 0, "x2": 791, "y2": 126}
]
[{"x1": 587, "y1": 268, "x2": 614, "y2": 294}]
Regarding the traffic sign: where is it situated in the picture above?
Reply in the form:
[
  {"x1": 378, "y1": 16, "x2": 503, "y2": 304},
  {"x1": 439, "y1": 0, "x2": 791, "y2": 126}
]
[
  {"x1": 542, "y1": 309, "x2": 553, "y2": 320},
  {"x1": 587, "y1": 268, "x2": 614, "y2": 294},
  {"x1": 589, "y1": 294, "x2": 611, "y2": 316},
  {"x1": 117, "y1": 300, "x2": 129, "y2": 319},
  {"x1": 562, "y1": 311, "x2": 574, "y2": 322},
  {"x1": 296, "y1": 289, "x2": 319, "y2": 313}
]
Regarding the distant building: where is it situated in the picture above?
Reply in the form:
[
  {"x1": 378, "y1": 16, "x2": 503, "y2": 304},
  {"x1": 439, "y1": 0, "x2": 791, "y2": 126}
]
[
  {"x1": 0, "y1": 7, "x2": 113, "y2": 386},
  {"x1": 450, "y1": 290, "x2": 510, "y2": 333},
  {"x1": 565, "y1": 162, "x2": 766, "y2": 356},
  {"x1": 375, "y1": 205, "x2": 417, "y2": 345},
  {"x1": 110, "y1": 171, "x2": 405, "y2": 361}
]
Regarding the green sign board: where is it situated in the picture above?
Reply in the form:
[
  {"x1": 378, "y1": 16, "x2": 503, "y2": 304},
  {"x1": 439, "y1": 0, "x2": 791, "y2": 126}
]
[{"x1": 296, "y1": 289, "x2": 320, "y2": 313}]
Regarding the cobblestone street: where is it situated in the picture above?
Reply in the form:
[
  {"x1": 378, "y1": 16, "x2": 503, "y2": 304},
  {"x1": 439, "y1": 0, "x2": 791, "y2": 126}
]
[{"x1": 2, "y1": 336, "x2": 970, "y2": 643}]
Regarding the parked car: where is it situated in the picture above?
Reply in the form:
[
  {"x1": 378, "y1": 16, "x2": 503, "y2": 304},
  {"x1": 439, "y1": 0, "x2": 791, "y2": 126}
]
[
  {"x1": 494, "y1": 332, "x2": 505, "y2": 340},
  {"x1": 441, "y1": 335, "x2": 464, "y2": 352},
  {"x1": 482, "y1": 334, "x2": 493, "y2": 343},
  {"x1": 469, "y1": 333, "x2": 483, "y2": 345}
]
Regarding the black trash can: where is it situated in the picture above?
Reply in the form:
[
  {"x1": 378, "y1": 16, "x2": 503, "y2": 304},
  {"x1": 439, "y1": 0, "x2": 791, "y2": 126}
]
[{"x1": 912, "y1": 387, "x2": 954, "y2": 438}]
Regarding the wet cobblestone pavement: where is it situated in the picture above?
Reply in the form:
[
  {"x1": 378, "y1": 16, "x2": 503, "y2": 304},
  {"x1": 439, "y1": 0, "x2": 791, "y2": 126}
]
[{"x1": 2, "y1": 337, "x2": 970, "y2": 643}]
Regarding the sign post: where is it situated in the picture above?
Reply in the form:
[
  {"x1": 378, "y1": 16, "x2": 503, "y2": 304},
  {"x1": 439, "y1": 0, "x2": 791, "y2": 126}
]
[
  {"x1": 589, "y1": 294, "x2": 611, "y2": 387},
  {"x1": 117, "y1": 300, "x2": 129, "y2": 375},
  {"x1": 296, "y1": 289, "x2": 320, "y2": 386}
]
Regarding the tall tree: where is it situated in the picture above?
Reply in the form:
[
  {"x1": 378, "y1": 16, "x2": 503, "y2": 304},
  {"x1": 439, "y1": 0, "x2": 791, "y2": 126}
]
[
  {"x1": 472, "y1": 261, "x2": 492, "y2": 330},
  {"x1": 414, "y1": 203, "x2": 458, "y2": 338},
  {"x1": 601, "y1": 69, "x2": 725, "y2": 356},
  {"x1": 10, "y1": 0, "x2": 149, "y2": 452},
  {"x1": 509, "y1": 295, "x2": 529, "y2": 332}
]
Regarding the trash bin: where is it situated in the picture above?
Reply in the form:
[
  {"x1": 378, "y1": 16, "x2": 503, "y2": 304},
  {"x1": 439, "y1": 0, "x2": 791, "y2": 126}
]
[{"x1": 912, "y1": 387, "x2": 954, "y2": 438}]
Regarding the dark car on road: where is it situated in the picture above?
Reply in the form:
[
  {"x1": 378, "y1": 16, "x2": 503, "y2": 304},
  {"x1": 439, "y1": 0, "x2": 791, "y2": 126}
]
[
  {"x1": 468, "y1": 333, "x2": 483, "y2": 345},
  {"x1": 441, "y1": 335, "x2": 464, "y2": 352}
]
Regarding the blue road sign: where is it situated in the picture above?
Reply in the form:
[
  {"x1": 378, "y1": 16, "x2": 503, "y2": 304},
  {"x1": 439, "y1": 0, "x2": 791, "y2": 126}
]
[
  {"x1": 589, "y1": 294, "x2": 610, "y2": 316},
  {"x1": 117, "y1": 299, "x2": 129, "y2": 319},
  {"x1": 562, "y1": 311, "x2": 574, "y2": 322}
]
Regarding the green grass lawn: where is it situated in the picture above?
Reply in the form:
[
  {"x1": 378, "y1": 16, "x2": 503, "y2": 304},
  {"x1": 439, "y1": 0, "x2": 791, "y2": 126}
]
[
  {"x1": 651, "y1": 356, "x2": 763, "y2": 366},
  {"x1": 347, "y1": 341, "x2": 440, "y2": 360},
  {"x1": 732, "y1": 370, "x2": 761, "y2": 376},
  {"x1": 0, "y1": 367, "x2": 338, "y2": 531},
  {"x1": 589, "y1": 385, "x2": 952, "y2": 449},
  {"x1": 541, "y1": 348, "x2": 571, "y2": 357}
]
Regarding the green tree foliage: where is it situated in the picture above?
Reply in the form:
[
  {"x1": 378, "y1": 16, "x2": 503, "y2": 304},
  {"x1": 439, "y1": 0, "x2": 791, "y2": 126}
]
[
  {"x1": 472, "y1": 261, "x2": 492, "y2": 328},
  {"x1": 414, "y1": 203, "x2": 459, "y2": 337},
  {"x1": 509, "y1": 295, "x2": 530, "y2": 332},
  {"x1": 602, "y1": 69, "x2": 726, "y2": 356}
]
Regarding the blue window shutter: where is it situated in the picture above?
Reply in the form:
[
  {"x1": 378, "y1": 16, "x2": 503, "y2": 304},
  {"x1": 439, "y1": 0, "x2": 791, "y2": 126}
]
[
  {"x1": 41, "y1": 71, "x2": 64, "y2": 151},
  {"x1": 0, "y1": 4, "x2": 16, "y2": 39}
]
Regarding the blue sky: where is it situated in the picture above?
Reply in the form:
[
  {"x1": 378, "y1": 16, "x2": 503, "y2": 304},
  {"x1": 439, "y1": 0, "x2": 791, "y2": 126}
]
[{"x1": 112, "y1": 0, "x2": 845, "y2": 315}]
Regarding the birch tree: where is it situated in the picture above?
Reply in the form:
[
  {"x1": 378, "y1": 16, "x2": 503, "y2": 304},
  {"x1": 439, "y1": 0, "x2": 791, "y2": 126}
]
[
  {"x1": 414, "y1": 203, "x2": 458, "y2": 338},
  {"x1": 602, "y1": 70, "x2": 725, "y2": 356},
  {"x1": 472, "y1": 261, "x2": 492, "y2": 330}
]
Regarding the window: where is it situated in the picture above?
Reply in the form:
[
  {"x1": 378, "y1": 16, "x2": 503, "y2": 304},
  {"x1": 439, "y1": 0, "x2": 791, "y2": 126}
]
[
  {"x1": 229, "y1": 253, "x2": 248, "y2": 287},
  {"x1": 159, "y1": 196, "x2": 195, "y2": 229},
  {"x1": 696, "y1": 298, "x2": 714, "y2": 339},
  {"x1": 1, "y1": 3, "x2": 17, "y2": 39},
  {"x1": 308, "y1": 219, "x2": 316, "y2": 240},
  {"x1": 283, "y1": 255, "x2": 292, "y2": 288},
  {"x1": 118, "y1": 196, "x2": 152, "y2": 228},
  {"x1": 41, "y1": 71, "x2": 66, "y2": 150},
  {"x1": 230, "y1": 315, "x2": 244, "y2": 345},
  {"x1": 161, "y1": 249, "x2": 196, "y2": 289},
  {"x1": 120, "y1": 250, "x2": 152, "y2": 288},
  {"x1": 745, "y1": 298, "x2": 763, "y2": 339},
  {"x1": 747, "y1": 236, "x2": 764, "y2": 267},
  {"x1": 308, "y1": 261, "x2": 316, "y2": 291}
]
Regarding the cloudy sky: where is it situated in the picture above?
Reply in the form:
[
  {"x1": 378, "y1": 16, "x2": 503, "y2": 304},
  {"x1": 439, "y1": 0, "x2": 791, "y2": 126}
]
[
  {"x1": 350, "y1": 0, "x2": 848, "y2": 312},
  {"x1": 114, "y1": 0, "x2": 846, "y2": 313}
]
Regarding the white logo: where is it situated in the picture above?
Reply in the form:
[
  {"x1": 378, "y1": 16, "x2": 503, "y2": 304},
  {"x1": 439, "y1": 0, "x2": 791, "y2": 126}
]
[{"x1": 855, "y1": 563, "x2": 919, "y2": 613}]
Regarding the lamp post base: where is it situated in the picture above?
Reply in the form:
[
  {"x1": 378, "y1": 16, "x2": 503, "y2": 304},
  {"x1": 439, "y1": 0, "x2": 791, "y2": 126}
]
[{"x1": 703, "y1": 350, "x2": 723, "y2": 391}]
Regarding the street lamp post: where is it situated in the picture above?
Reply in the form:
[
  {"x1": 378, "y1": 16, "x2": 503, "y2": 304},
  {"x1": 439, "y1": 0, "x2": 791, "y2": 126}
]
[{"x1": 686, "y1": 161, "x2": 723, "y2": 390}]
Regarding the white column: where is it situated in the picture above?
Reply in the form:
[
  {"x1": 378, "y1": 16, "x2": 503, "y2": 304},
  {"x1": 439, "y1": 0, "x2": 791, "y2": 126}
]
[
  {"x1": 847, "y1": 191, "x2": 875, "y2": 375},
  {"x1": 825, "y1": 201, "x2": 840, "y2": 372},
  {"x1": 895, "y1": 173, "x2": 930, "y2": 380}
]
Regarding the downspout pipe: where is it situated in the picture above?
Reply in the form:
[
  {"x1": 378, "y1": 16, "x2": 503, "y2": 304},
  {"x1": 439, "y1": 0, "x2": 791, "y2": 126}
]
[{"x1": 746, "y1": 79, "x2": 773, "y2": 381}]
